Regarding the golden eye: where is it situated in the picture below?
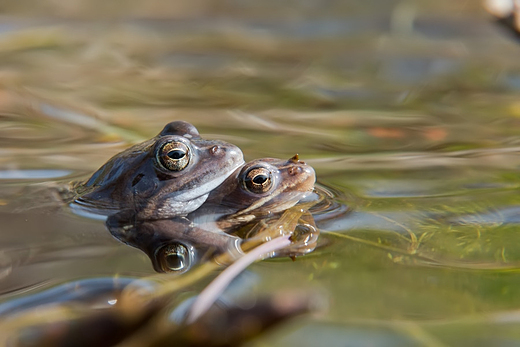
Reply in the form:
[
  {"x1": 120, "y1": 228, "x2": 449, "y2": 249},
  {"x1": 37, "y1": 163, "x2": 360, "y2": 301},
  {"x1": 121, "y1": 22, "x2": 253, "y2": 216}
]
[
  {"x1": 156, "y1": 243, "x2": 191, "y2": 272},
  {"x1": 243, "y1": 167, "x2": 273, "y2": 194},
  {"x1": 157, "y1": 141, "x2": 190, "y2": 171}
]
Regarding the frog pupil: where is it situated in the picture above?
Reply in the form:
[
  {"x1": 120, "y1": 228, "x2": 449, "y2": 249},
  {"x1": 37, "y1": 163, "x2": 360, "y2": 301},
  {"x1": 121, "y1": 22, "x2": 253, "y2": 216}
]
[
  {"x1": 168, "y1": 150, "x2": 185, "y2": 160},
  {"x1": 165, "y1": 253, "x2": 186, "y2": 271},
  {"x1": 253, "y1": 174, "x2": 268, "y2": 185}
]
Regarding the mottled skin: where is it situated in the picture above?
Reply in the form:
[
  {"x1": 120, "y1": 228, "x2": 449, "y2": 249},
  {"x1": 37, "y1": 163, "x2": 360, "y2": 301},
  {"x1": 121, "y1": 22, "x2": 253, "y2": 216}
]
[{"x1": 73, "y1": 121, "x2": 244, "y2": 220}]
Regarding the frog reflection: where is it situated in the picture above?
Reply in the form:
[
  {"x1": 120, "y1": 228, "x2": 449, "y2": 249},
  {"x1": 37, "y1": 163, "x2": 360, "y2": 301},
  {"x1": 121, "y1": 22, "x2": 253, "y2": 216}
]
[
  {"x1": 72, "y1": 121, "x2": 244, "y2": 220},
  {"x1": 108, "y1": 212, "x2": 318, "y2": 273},
  {"x1": 107, "y1": 155, "x2": 318, "y2": 273},
  {"x1": 107, "y1": 216, "x2": 241, "y2": 273}
]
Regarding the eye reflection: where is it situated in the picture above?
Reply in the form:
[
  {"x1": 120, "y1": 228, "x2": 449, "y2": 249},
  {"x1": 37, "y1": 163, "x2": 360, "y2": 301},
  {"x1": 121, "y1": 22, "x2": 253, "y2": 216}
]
[{"x1": 155, "y1": 243, "x2": 192, "y2": 273}]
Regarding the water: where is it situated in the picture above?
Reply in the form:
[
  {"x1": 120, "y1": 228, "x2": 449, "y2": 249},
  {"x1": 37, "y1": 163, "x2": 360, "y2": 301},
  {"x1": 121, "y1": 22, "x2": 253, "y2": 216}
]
[{"x1": 1, "y1": 0, "x2": 520, "y2": 345}]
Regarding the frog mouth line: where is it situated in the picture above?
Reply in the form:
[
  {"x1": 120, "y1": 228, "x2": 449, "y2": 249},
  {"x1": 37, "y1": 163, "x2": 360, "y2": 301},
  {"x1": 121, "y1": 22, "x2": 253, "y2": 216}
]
[
  {"x1": 69, "y1": 202, "x2": 111, "y2": 221},
  {"x1": 174, "y1": 158, "x2": 245, "y2": 202}
]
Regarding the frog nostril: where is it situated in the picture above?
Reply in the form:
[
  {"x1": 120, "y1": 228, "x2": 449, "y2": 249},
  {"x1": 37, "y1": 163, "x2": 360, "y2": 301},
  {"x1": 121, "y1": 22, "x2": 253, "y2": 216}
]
[
  {"x1": 288, "y1": 167, "x2": 303, "y2": 176},
  {"x1": 210, "y1": 145, "x2": 222, "y2": 155}
]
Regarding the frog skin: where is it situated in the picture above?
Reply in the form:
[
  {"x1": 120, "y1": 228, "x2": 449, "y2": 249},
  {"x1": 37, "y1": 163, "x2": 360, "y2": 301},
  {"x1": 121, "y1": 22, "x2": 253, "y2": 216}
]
[
  {"x1": 189, "y1": 154, "x2": 316, "y2": 231},
  {"x1": 72, "y1": 121, "x2": 244, "y2": 220}
]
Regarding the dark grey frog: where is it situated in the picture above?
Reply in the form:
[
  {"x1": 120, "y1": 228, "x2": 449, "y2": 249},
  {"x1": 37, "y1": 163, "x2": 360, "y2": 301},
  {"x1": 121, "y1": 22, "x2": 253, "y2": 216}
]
[{"x1": 72, "y1": 121, "x2": 244, "y2": 220}]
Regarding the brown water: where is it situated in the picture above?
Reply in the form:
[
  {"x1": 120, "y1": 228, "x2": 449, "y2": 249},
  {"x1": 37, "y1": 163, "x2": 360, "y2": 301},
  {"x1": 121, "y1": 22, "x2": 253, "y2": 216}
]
[{"x1": 1, "y1": 0, "x2": 520, "y2": 345}]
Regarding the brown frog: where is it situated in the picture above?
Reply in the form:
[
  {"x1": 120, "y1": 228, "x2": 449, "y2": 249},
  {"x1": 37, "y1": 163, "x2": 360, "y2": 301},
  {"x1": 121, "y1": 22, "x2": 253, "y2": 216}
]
[
  {"x1": 190, "y1": 154, "x2": 316, "y2": 230},
  {"x1": 72, "y1": 121, "x2": 244, "y2": 220}
]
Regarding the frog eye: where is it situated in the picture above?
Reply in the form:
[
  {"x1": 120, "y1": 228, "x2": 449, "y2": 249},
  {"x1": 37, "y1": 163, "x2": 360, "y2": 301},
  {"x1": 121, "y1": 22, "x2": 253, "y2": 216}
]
[
  {"x1": 243, "y1": 167, "x2": 273, "y2": 194},
  {"x1": 156, "y1": 243, "x2": 191, "y2": 273},
  {"x1": 157, "y1": 141, "x2": 190, "y2": 171}
]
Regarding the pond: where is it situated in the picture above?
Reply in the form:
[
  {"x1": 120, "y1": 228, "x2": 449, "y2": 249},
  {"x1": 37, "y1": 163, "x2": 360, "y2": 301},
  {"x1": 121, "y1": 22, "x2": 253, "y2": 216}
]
[{"x1": 1, "y1": 0, "x2": 520, "y2": 346}]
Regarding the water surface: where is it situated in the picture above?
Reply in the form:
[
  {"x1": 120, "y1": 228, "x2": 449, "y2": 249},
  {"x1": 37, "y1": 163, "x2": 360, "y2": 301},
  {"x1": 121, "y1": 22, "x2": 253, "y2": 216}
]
[{"x1": 1, "y1": 1, "x2": 520, "y2": 346}]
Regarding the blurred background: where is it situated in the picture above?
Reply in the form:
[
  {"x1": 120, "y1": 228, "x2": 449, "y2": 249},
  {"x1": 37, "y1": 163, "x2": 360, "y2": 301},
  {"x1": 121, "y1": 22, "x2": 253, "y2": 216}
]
[{"x1": 2, "y1": 1, "x2": 520, "y2": 346}]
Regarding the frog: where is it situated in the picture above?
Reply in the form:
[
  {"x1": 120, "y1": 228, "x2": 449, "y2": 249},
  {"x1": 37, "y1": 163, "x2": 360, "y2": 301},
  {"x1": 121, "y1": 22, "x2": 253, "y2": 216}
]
[
  {"x1": 189, "y1": 154, "x2": 316, "y2": 231},
  {"x1": 107, "y1": 154, "x2": 317, "y2": 273},
  {"x1": 72, "y1": 121, "x2": 245, "y2": 220}
]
